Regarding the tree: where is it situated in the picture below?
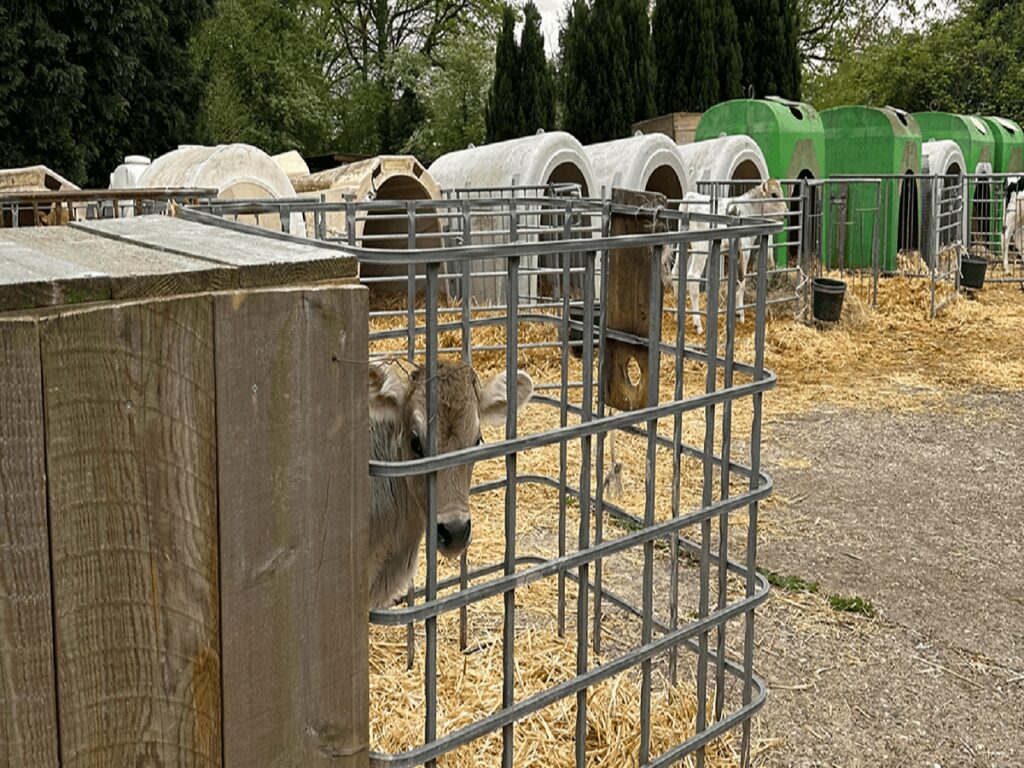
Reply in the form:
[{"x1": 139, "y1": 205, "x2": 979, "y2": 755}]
[
  {"x1": 798, "y1": 0, "x2": 919, "y2": 77},
  {"x1": 486, "y1": 5, "x2": 523, "y2": 141},
  {"x1": 617, "y1": 0, "x2": 657, "y2": 124},
  {"x1": 519, "y1": 2, "x2": 557, "y2": 134},
  {"x1": 652, "y1": 0, "x2": 719, "y2": 113},
  {"x1": 327, "y1": 0, "x2": 504, "y2": 153},
  {"x1": 406, "y1": 32, "x2": 495, "y2": 161},
  {"x1": 806, "y1": 1, "x2": 1024, "y2": 125},
  {"x1": 0, "y1": 0, "x2": 211, "y2": 186},
  {"x1": 716, "y1": 0, "x2": 744, "y2": 102},
  {"x1": 561, "y1": 0, "x2": 655, "y2": 142},
  {"x1": 734, "y1": 0, "x2": 801, "y2": 99},
  {"x1": 192, "y1": 0, "x2": 334, "y2": 154},
  {"x1": 560, "y1": 0, "x2": 596, "y2": 141}
]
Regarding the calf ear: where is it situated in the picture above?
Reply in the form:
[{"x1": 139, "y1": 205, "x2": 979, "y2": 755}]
[
  {"x1": 369, "y1": 361, "x2": 412, "y2": 420},
  {"x1": 478, "y1": 370, "x2": 535, "y2": 426}
]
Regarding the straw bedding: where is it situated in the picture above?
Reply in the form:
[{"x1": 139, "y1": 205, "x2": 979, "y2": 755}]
[{"x1": 365, "y1": 275, "x2": 1024, "y2": 766}]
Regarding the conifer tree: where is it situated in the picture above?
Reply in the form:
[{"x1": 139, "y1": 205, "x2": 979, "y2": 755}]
[
  {"x1": 735, "y1": 0, "x2": 801, "y2": 99},
  {"x1": 519, "y1": 2, "x2": 556, "y2": 133},
  {"x1": 618, "y1": 0, "x2": 657, "y2": 124},
  {"x1": 486, "y1": 5, "x2": 523, "y2": 142},
  {"x1": 560, "y1": 0, "x2": 596, "y2": 142},
  {"x1": 717, "y1": 0, "x2": 744, "y2": 102},
  {"x1": 652, "y1": 0, "x2": 719, "y2": 113}
]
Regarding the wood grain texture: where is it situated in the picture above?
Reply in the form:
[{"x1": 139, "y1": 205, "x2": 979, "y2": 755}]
[
  {"x1": 77, "y1": 216, "x2": 358, "y2": 284},
  {"x1": 0, "y1": 320, "x2": 59, "y2": 768},
  {"x1": 605, "y1": 188, "x2": 667, "y2": 411},
  {"x1": 1, "y1": 218, "x2": 357, "y2": 313},
  {"x1": 216, "y1": 285, "x2": 369, "y2": 768},
  {"x1": 41, "y1": 298, "x2": 221, "y2": 768}
]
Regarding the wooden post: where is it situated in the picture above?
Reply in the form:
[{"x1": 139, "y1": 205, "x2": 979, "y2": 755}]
[
  {"x1": 216, "y1": 285, "x2": 369, "y2": 768},
  {"x1": 604, "y1": 188, "x2": 668, "y2": 411},
  {"x1": 1, "y1": 219, "x2": 369, "y2": 768},
  {"x1": 41, "y1": 298, "x2": 221, "y2": 768},
  {"x1": 0, "y1": 320, "x2": 59, "y2": 768}
]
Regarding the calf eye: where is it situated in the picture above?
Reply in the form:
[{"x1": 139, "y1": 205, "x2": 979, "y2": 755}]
[{"x1": 410, "y1": 433, "x2": 424, "y2": 458}]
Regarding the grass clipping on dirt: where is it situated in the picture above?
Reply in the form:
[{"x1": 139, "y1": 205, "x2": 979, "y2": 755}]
[{"x1": 365, "y1": 276, "x2": 1024, "y2": 765}]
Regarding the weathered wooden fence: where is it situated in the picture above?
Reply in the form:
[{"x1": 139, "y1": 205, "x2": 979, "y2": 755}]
[{"x1": 0, "y1": 216, "x2": 369, "y2": 767}]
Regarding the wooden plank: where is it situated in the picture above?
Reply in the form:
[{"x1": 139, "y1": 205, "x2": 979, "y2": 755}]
[
  {"x1": 2, "y1": 227, "x2": 233, "y2": 301},
  {"x1": 76, "y1": 215, "x2": 358, "y2": 285},
  {"x1": 216, "y1": 285, "x2": 369, "y2": 768},
  {"x1": 0, "y1": 319, "x2": 59, "y2": 768},
  {"x1": 0, "y1": 239, "x2": 110, "y2": 312},
  {"x1": 604, "y1": 187, "x2": 668, "y2": 411},
  {"x1": 41, "y1": 297, "x2": 221, "y2": 768}
]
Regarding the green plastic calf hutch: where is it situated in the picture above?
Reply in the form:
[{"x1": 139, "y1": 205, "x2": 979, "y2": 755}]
[
  {"x1": 820, "y1": 106, "x2": 923, "y2": 270},
  {"x1": 913, "y1": 112, "x2": 998, "y2": 247},
  {"x1": 696, "y1": 98, "x2": 826, "y2": 265}
]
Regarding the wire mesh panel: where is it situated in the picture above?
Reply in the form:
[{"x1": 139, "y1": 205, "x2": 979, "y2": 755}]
[
  {"x1": 668, "y1": 178, "x2": 803, "y2": 332},
  {"x1": 965, "y1": 173, "x2": 1024, "y2": 283},
  {"x1": 804, "y1": 174, "x2": 968, "y2": 318},
  {"x1": 180, "y1": 197, "x2": 778, "y2": 765}
]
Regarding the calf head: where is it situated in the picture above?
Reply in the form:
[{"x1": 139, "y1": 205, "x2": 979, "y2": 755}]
[
  {"x1": 729, "y1": 178, "x2": 788, "y2": 221},
  {"x1": 369, "y1": 360, "x2": 534, "y2": 558}
]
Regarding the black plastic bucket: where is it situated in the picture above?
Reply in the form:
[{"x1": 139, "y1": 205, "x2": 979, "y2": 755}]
[
  {"x1": 811, "y1": 277, "x2": 847, "y2": 323},
  {"x1": 959, "y1": 254, "x2": 987, "y2": 290},
  {"x1": 566, "y1": 304, "x2": 601, "y2": 358}
]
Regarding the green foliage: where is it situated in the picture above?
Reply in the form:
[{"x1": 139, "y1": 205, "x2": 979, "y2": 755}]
[
  {"x1": 735, "y1": 0, "x2": 801, "y2": 99},
  {"x1": 652, "y1": 0, "x2": 719, "y2": 112},
  {"x1": 520, "y1": 2, "x2": 557, "y2": 134},
  {"x1": 760, "y1": 568, "x2": 821, "y2": 593},
  {"x1": 828, "y1": 594, "x2": 877, "y2": 617},
  {"x1": 717, "y1": 0, "x2": 744, "y2": 102},
  {"x1": 329, "y1": 0, "x2": 505, "y2": 154},
  {"x1": 192, "y1": 0, "x2": 334, "y2": 155},
  {"x1": 405, "y1": 32, "x2": 495, "y2": 162},
  {"x1": 806, "y1": 0, "x2": 1024, "y2": 125},
  {"x1": 562, "y1": 0, "x2": 656, "y2": 143},
  {"x1": 0, "y1": 0, "x2": 211, "y2": 186},
  {"x1": 486, "y1": 5, "x2": 524, "y2": 141},
  {"x1": 798, "y1": 0, "x2": 919, "y2": 76},
  {"x1": 560, "y1": 0, "x2": 595, "y2": 141},
  {"x1": 486, "y1": 3, "x2": 555, "y2": 142}
]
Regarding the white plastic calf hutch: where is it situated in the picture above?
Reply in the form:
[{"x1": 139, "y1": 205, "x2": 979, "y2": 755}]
[
  {"x1": 584, "y1": 133, "x2": 690, "y2": 199},
  {"x1": 923, "y1": 140, "x2": 968, "y2": 249},
  {"x1": 292, "y1": 155, "x2": 443, "y2": 293},
  {"x1": 429, "y1": 131, "x2": 599, "y2": 304},
  {"x1": 676, "y1": 135, "x2": 770, "y2": 196},
  {"x1": 136, "y1": 143, "x2": 305, "y2": 235}
]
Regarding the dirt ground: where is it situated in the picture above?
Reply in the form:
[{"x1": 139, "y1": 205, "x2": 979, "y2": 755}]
[{"x1": 750, "y1": 394, "x2": 1024, "y2": 767}]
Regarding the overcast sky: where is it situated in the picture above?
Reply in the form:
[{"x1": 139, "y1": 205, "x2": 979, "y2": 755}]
[
  {"x1": 533, "y1": 0, "x2": 563, "y2": 56},
  {"x1": 530, "y1": 0, "x2": 959, "y2": 58}
]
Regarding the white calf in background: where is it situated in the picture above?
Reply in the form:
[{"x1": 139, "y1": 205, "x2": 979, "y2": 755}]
[
  {"x1": 668, "y1": 179, "x2": 788, "y2": 334},
  {"x1": 1003, "y1": 176, "x2": 1022, "y2": 272}
]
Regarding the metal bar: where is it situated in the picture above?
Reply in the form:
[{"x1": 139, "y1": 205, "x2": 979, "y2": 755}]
[
  {"x1": 459, "y1": 199, "x2": 473, "y2": 652},
  {"x1": 424, "y1": 262, "x2": 440, "y2": 767},
  {"x1": 639, "y1": 210, "x2": 664, "y2": 766},
  {"x1": 715, "y1": 236, "x2": 739, "y2": 722},
  {"x1": 574, "y1": 243, "x2": 596, "y2": 768},
  {"x1": 696, "y1": 236, "x2": 722, "y2": 768},
  {"x1": 740, "y1": 235, "x2": 770, "y2": 766},
  {"x1": 501, "y1": 225, "x2": 520, "y2": 768},
  {"x1": 557, "y1": 207, "x2": 572, "y2": 638},
  {"x1": 593, "y1": 200, "x2": 612, "y2": 656}
]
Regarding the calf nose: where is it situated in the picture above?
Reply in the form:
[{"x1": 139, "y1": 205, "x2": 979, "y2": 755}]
[{"x1": 437, "y1": 519, "x2": 471, "y2": 556}]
